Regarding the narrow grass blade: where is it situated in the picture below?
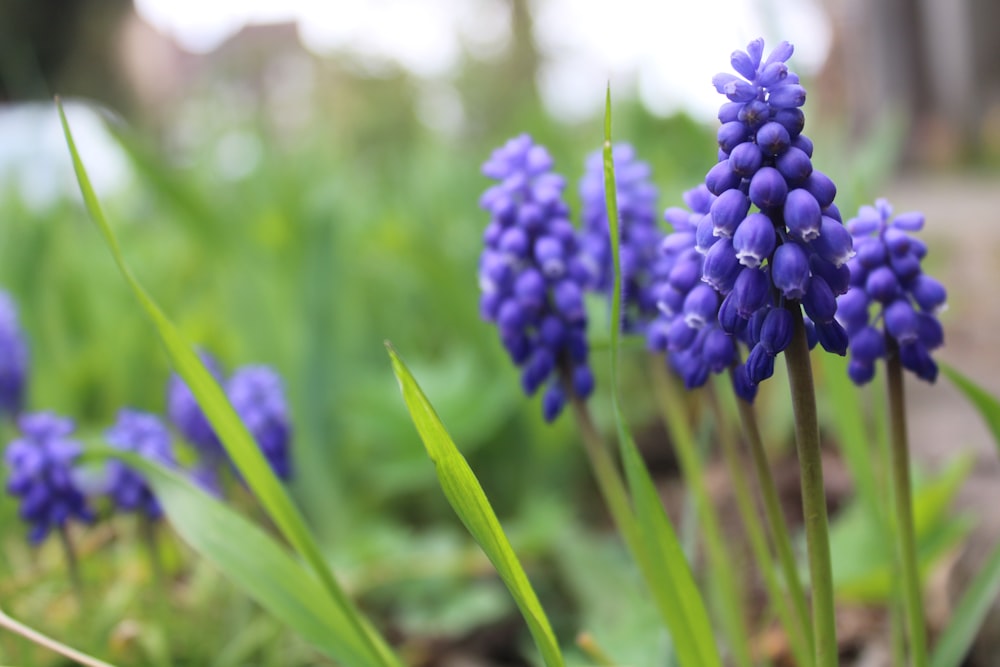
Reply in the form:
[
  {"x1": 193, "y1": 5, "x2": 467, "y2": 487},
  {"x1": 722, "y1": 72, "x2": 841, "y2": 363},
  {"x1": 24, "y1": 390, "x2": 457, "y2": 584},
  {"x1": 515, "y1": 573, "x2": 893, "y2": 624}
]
[
  {"x1": 934, "y1": 362, "x2": 1000, "y2": 667},
  {"x1": 387, "y1": 344, "x2": 565, "y2": 667},
  {"x1": 931, "y1": 538, "x2": 1000, "y2": 667},
  {"x1": 57, "y1": 99, "x2": 400, "y2": 667},
  {"x1": 88, "y1": 448, "x2": 378, "y2": 665},
  {"x1": 941, "y1": 363, "x2": 1000, "y2": 453},
  {"x1": 602, "y1": 86, "x2": 721, "y2": 667}
]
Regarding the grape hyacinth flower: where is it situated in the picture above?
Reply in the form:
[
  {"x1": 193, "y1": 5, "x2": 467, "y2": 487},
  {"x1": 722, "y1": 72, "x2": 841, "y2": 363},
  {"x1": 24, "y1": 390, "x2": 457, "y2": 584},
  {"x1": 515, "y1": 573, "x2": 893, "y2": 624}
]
[
  {"x1": 167, "y1": 352, "x2": 224, "y2": 461},
  {"x1": 227, "y1": 366, "x2": 292, "y2": 480},
  {"x1": 579, "y1": 143, "x2": 662, "y2": 332},
  {"x1": 0, "y1": 291, "x2": 29, "y2": 417},
  {"x1": 479, "y1": 134, "x2": 595, "y2": 421},
  {"x1": 647, "y1": 185, "x2": 758, "y2": 401},
  {"x1": 837, "y1": 199, "x2": 946, "y2": 384},
  {"x1": 104, "y1": 409, "x2": 175, "y2": 519},
  {"x1": 4, "y1": 412, "x2": 93, "y2": 543},
  {"x1": 702, "y1": 38, "x2": 853, "y2": 392}
]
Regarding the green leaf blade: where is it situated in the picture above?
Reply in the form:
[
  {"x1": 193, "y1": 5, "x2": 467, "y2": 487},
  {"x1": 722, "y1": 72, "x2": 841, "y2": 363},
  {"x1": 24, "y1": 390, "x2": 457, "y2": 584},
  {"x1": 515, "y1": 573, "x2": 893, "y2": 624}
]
[
  {"x1": 387, "y1": 344, "x2": 565, "y2": 667},
  {"x1": 601, "y1": 87, "x2": 721, "y2": 667},
  {"x1": 942, "y1": 363, "x2": 1000, "y2": 453}
]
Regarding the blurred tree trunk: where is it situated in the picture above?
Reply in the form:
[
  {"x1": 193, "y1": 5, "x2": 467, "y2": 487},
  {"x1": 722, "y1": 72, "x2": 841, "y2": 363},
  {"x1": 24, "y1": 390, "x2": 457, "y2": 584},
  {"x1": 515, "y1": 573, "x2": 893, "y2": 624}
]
[
  {"x1": 0, "y1": 0, "x2": 134, "y2": 110},
  {"x1": 820, "y1": 0, "x2": 997, "y2": 164}
]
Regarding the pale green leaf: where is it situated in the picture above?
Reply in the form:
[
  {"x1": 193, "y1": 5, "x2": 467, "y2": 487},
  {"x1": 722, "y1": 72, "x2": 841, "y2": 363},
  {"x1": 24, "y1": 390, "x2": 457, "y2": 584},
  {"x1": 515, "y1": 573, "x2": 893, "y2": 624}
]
[{"x1": 387, "y1": 344, "x2": 565, "y2": 667}]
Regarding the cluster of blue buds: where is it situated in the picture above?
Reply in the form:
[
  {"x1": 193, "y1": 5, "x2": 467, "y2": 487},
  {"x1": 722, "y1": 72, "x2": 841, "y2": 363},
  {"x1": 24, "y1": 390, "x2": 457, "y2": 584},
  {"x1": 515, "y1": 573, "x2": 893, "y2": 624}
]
[
  {"x1": 167, "y1": 352, "x2": 225, "y2": 463},
  {"x1": 699, "y1": 38, "x2": 853, "y2": 392},
  {"x1": 227, "y1": 366, "x2": 292, "y2": 480},
  {"x1": 836, "y1": 199, "x2": 946, "y2": 384},
  {"x1": 168, "y1": 355, "x2": 293, "y2": 481},
  {"x1": 579, "y1": 143, "x2": 662, "y2": 333},
  {"x1": 0, "y1": 291, "x2": 29, "y2": 417},
  {"x1": 4, "y1": 412, "x2": 93, "y2": 543},
  {"x1": 647, "y1": 185, "x2": 757, "y2": 400},
  {"x1": 479, "y1": 134, "x2": 595, "y2": 421},
  {"x1": 104, "y1": 409, "x2": 175, "y2": 519}
]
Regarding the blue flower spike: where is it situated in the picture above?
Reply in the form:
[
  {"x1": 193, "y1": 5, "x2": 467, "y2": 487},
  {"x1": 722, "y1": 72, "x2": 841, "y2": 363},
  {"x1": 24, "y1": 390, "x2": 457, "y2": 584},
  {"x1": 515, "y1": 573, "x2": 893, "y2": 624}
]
[
  {"x1": 226, "y1": 365, "x2": 292, "y2": 480},
  {"x1": 4, "y1": 412, "x2": 93, "y2": 544},
  {"x1": 837, "y1": 199, "x2": 945, "y2": 384},
  {"x1": 104, "y1": 409, "x2": 175, "y2": 519},
  {"x1": 703, "y1": 38, "x2": 854, "y2": 394},
  {"x1": 579, "y1": 143, "x2": 662, "y2": 332},
  {"x1": 479, "y1": 135, "x2": 595, "y2": 421},
  {"x1": 0, "y1": 291, "x2": 29, "y2": 417}
]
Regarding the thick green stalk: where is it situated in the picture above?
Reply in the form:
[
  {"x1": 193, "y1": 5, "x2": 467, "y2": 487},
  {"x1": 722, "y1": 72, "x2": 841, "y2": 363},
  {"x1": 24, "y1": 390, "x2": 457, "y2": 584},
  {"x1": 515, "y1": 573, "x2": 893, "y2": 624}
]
[
  {"x1": 885, "y1": 342, "x2": 929, "y2": 667},
  {"x1": 710, "y1": 386, "x2": 814, "y2": 667},
  {"x1": 729, "y1": 372, "x2": 814, "y2": 658},
  {"x1": 649, "y1": 362, "x2": 754, "y2": 667},
  {"x1": 783, "y1": 306, "x2": 837, "y2": 667}
]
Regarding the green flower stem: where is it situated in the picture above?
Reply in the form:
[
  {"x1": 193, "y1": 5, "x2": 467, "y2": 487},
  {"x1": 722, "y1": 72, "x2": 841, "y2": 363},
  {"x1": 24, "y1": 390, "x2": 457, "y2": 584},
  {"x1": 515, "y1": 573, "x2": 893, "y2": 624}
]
[
  {"x1": 0, "y1": 605, "x2": 117, "y2": 667},
  {"x1": 57, "y1": 524, "x2": 82, "y2": 599},
  {"x1": 729, "y1": 369, "x2": 815, "y2": 659},
  {"x1": 710, "y1": 384, "x2": 814, "y2": 667},
  {"x1": 649, "y1": 361, "x2": 753, "y2": 667},
  {"x1": 783, "y1": 305, "x2": 837, "y2": 667},
  {"x1": 567, "y1": 390, "x2": 641, "y2": 554},
  {"x1": 885, "y1": 341, "x2": 929, "y2": 667}
]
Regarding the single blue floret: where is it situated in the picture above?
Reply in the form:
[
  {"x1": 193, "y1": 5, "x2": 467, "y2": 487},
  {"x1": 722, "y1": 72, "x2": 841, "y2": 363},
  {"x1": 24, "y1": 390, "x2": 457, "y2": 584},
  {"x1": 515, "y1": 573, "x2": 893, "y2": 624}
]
[
  {"x1": 104, "y1": 409, "x2": 175, "y2": 519},
  {"x1": 479, "y1": 135, "x2": 595, "y2": 421},
  {"x1": 837, "y1": 199, "x2": 945, "y2": 384},
  {"x1": 4, "y1": 412, "x2": 93, "y2": 543}
]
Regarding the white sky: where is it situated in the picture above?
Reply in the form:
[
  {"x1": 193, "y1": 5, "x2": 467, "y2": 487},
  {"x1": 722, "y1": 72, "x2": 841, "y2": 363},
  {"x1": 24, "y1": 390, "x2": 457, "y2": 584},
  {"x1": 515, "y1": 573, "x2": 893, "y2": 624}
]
[{"x1": 134, "y1": 0, "x2": 832, "y2": 122}]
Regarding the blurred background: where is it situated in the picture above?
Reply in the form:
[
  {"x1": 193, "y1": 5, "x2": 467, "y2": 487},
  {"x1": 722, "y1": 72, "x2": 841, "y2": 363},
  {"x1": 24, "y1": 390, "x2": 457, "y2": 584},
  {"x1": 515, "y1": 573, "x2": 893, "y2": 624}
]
[{"x1": 1, "y1": 0, "x2": 999, "y2": 665}]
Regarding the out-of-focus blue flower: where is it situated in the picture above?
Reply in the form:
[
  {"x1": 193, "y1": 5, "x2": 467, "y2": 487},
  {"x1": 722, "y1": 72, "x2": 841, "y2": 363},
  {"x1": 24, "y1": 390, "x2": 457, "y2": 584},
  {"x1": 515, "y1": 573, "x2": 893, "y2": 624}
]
[
  {"x1": 0, "y1": 291, "x2": 29, "y2": 417},
  {"x1": 579, "y1": 143, "x2": 661, "y2": 332},
  {"x1": 699, "y1": 38, "x2": 853, "y2": 394},
  {"x1": 226, "y1": 366, "x2": 292, "y2": 480},
  {"x1": 837, "y1": 199, "x2": 945, "y2": 383},
  {"x1": 104, "y1": 409, "x2": 174, "y2": 519},
  {"x1": 479, "y1": 134, "x2": 594, "y2": 421},
  {"x1": 4, "y1": 412, "x2": 93, "y2": 543},
  {"x1": 647, "y1": 185, "x2": 756, "y2": 401},
  {"x1": 167, "y1": 352, "x2": 224, "y2": 460}
]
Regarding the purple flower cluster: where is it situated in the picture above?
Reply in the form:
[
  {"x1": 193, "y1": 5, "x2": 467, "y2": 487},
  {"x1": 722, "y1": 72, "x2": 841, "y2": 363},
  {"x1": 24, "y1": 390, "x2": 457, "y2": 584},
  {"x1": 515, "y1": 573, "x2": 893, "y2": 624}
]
[
  {"x1": 104, "y1": 409, "x2": 175, "y2": 518},
  {"x1": 579, "y1": 143, "x2": 662, "y2": 332},
  {"x1": 4, "y1": 413, "x2": 93, "y2": 543},
  {"x1": 227, "y1": 366, "x2": 292, "y2": 480},
  {"x1": 837, "y1": 199, "x2": 946, "y2": 384},
  {"x1": 0, "y1": 291, "x2": 28, "y2": 417},
  {"x1": 698, "y1": 38, "x2": 853, "y2": 392},
  {"x1": 479, "y1": 134, "x2": 594, "y2": 421},
  {"x1": 647, "y1": 185, "x2": 757, "y2": 400},
  {"x1": 167, "y1": 356, "x2": 294, "y2": 481},
  {"x1": 168, "y1": 352, "x2": 225, "y2": 462}
]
